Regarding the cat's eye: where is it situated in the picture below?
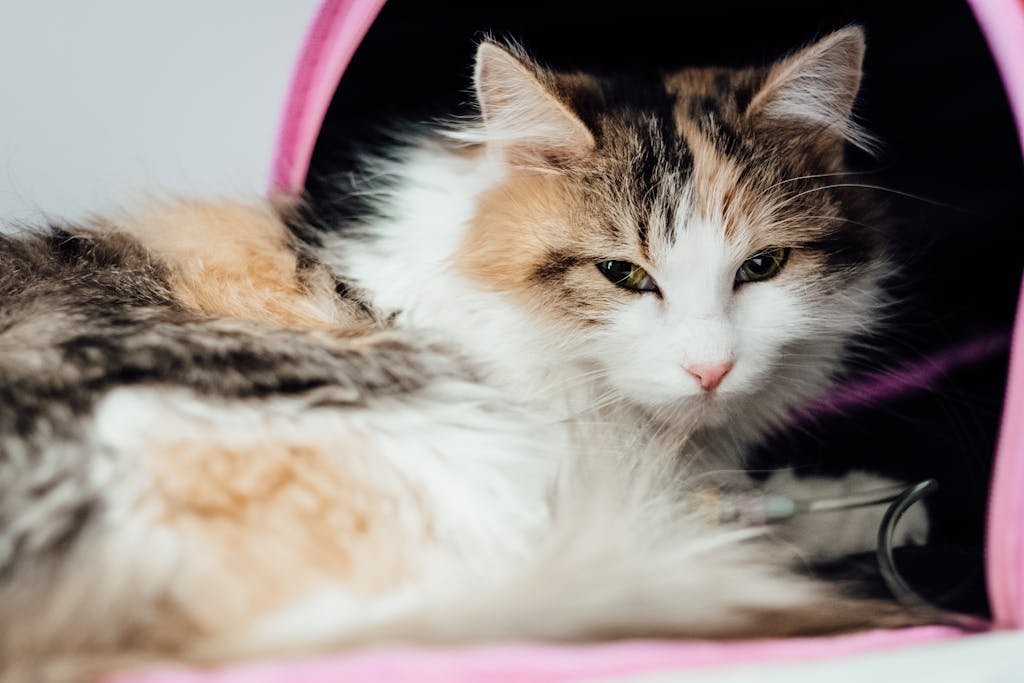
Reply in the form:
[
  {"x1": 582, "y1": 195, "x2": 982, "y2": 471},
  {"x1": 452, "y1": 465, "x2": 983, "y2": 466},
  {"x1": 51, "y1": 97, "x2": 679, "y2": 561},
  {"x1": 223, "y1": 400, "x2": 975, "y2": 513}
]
[
  {"x1": 735, "y1": 247, "x2": 790, "y2": 285},
  {"x1": 597, "y1": 260, "x2": 660, "y2": 293}
]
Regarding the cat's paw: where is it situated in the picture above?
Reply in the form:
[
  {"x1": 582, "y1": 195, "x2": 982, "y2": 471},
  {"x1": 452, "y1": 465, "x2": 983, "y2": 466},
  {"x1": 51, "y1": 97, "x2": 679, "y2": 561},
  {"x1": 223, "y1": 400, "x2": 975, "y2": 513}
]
[{"x1": 762, "y1": 469, "x2": 930, "y2": 562}]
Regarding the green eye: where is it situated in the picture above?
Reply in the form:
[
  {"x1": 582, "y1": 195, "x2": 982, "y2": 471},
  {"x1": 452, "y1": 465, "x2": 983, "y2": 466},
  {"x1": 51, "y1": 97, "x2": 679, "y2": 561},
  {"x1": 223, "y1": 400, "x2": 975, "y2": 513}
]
[
  {"x1": 735, "y1": 247, "x2": 790, "y2": 285},
  {"x1": 597, "y1": 260, "x2": 660, "y2": 293}
]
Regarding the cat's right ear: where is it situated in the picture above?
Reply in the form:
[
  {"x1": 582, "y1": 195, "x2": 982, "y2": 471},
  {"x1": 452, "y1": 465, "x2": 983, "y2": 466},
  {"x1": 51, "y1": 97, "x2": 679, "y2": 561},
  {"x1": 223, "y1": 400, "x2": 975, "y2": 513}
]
[
  {"x1": 744, "y1": 27, "x2": 876, "y2": 157},
  {"x1": 473, "y1": 41, "x2": 595, "y2": 164}
]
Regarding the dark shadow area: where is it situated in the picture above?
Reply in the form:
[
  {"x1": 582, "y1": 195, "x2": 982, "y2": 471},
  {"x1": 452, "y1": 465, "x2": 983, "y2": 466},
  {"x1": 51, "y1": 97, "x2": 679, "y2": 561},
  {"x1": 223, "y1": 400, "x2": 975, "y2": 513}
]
[{"x1": 307, "y1": 0, "x2": 1024, "y2": 617}]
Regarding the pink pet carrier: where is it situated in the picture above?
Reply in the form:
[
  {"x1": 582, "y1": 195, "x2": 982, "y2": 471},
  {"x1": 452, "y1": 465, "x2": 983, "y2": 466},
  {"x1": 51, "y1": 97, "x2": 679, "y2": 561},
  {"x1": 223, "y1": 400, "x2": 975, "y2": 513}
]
[{"x1": 0, "y1": 0, "x2": 1021, "y2": 680}]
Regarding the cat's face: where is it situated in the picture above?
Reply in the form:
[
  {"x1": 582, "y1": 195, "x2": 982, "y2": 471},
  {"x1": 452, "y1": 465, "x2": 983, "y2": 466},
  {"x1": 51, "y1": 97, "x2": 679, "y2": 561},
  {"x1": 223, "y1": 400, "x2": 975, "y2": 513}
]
[{"x1": 457, "y1": 28, "x2": 884, "y2": 424}]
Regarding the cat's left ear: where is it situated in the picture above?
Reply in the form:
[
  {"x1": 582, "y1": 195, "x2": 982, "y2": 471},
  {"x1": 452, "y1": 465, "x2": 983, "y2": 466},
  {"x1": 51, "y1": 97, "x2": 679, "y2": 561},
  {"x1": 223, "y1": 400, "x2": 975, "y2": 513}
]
[
  {"x1": 473, "y1": 41, "x2": 595, "y2": 164},
  {"x1": 745, "y1": 27, "x2": 873, "y2": 155}
]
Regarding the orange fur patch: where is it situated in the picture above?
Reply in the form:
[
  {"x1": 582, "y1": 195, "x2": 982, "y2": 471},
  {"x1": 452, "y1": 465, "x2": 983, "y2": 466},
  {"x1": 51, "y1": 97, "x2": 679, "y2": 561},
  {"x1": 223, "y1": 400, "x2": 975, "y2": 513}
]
[
  {"x1": 111, "y1": 199, "x2": 368, "y2": 331},
  {"x1": 145, "y1": 434, "x2": 420, "y2": 637},
  {"x1": 458, "y1": 172, "x2": 577, "y2": 290},
  {"x1": 456, "y1": 170, "x2": 636, "y2": 322}
]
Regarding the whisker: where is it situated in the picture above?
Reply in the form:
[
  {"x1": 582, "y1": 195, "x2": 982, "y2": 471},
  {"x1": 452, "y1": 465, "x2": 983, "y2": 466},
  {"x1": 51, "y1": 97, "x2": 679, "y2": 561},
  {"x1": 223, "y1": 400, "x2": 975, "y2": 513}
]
[
  {"x1": 764, "y1": 170, "x2": 880, "y2": 192},
  {"x1": 779, "y1": 183, "x2": 963, "y2": 211}
]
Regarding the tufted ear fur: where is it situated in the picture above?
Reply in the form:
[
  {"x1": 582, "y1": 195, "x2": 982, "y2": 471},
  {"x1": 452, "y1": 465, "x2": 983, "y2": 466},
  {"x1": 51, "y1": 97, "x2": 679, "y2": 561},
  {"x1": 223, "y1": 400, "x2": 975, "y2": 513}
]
[
  {"x1": 745, "y1": 27, "x2": 875, "y2": 156},
  {"x1": 472, "y1": 41, "x2": 595, "y2": 164}
]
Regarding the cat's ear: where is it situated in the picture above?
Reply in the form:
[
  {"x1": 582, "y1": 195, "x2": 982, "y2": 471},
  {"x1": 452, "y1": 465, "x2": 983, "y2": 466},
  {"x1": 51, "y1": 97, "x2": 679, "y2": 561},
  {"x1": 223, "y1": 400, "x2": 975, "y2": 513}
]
[
  {"x1": 745, "y1": 27, "x2": 873, "y2": 154},
  {"x1": 473, "y1": 41, "x2": 595, "y2": 163}
]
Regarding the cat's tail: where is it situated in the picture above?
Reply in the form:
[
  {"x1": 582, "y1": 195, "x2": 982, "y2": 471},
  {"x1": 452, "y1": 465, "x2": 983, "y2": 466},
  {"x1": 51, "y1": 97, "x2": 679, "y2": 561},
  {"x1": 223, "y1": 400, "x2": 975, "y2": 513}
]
[
  {"x1": 359, "y1": 446, "x2": 916, "y2": 645},
  {"x1": 193, "y1": 438, "x2": 919, "y2": 666}
]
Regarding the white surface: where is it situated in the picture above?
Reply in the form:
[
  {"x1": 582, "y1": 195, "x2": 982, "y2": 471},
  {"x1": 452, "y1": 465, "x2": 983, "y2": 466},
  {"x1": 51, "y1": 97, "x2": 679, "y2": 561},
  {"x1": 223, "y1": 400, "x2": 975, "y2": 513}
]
[
  {"x1": 599, "y1": 630, "x2": 1024, "y2": 683},
  {"x1": 0, "y1": 0, "x2": 319, "y2": 225}
]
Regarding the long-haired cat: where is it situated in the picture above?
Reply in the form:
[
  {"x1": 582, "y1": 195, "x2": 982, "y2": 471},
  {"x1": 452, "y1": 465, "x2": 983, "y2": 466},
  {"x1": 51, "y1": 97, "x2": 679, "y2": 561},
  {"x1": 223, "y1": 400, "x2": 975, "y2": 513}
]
[{"x1": 0, "y1": 27, "x2": 926, "y2": 681}]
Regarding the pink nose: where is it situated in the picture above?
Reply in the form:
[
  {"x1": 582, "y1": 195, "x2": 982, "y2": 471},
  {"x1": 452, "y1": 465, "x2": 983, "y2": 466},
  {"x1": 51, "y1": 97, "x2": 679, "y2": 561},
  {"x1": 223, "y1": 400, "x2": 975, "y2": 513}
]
[{"x1": 686, "y1": 361, "x2": 734, "y2": 392}]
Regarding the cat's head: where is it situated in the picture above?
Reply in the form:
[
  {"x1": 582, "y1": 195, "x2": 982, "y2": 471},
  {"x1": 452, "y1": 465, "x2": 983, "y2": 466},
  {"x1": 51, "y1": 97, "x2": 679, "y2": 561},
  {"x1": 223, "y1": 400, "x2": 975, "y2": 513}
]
[{"x1": 455, "y1": 28, "x2": 886, "y2": 430}]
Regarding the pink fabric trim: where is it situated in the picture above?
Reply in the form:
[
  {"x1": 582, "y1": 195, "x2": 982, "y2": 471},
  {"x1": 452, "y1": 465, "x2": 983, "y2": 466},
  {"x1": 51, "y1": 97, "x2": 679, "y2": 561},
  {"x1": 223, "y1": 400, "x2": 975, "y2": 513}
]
[
  {"x1": 989, "y1": 296, "x2": 1024, "y2": 628},
  {"x1": 268, "y1": 0, "x2": 386, "y2": 195},
  {"x1": 107, "y1": 628, "x2": 962, "y2": 683},
  {"x1": 970, "y1": 0, "x2": 1024, "y2": 150},
  {"x1": 969, "y1": 0, "x2": 1024, "y2": 630}
]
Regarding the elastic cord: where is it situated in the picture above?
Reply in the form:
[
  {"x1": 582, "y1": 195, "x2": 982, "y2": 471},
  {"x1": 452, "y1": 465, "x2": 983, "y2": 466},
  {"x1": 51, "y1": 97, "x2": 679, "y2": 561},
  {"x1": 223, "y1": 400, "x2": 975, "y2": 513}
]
[
  {"x1": 876, "y1": 479, "x2": 988, "y2": 631},
  {"x1": 716, "y1": 478, "x2": 989, "y2": 630},
  {"x1": 877, "y1": 479, "x2": 940, "y2": 610}
]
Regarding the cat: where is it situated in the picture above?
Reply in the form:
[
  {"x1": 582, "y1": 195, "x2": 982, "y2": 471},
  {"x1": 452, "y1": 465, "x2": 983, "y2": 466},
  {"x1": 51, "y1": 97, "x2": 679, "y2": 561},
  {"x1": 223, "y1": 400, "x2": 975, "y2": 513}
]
[{"x1": 0, "y1": 26, "x2": 927, "y2": 682}]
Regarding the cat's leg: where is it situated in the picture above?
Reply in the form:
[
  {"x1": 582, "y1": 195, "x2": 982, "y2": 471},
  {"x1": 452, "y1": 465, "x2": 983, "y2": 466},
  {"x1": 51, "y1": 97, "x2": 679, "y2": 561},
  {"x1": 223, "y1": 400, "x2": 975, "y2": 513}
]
[{"x1": 759, "y1": 468, "x2": 930, "y2": 562}]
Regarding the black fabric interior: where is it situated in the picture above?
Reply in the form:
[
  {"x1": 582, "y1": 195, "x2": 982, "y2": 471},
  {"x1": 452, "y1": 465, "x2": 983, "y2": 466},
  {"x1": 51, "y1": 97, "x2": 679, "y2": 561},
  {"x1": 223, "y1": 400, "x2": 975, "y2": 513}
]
[{"x1": 306, "y1": 0, "x2": 1024, "y2": 617}]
